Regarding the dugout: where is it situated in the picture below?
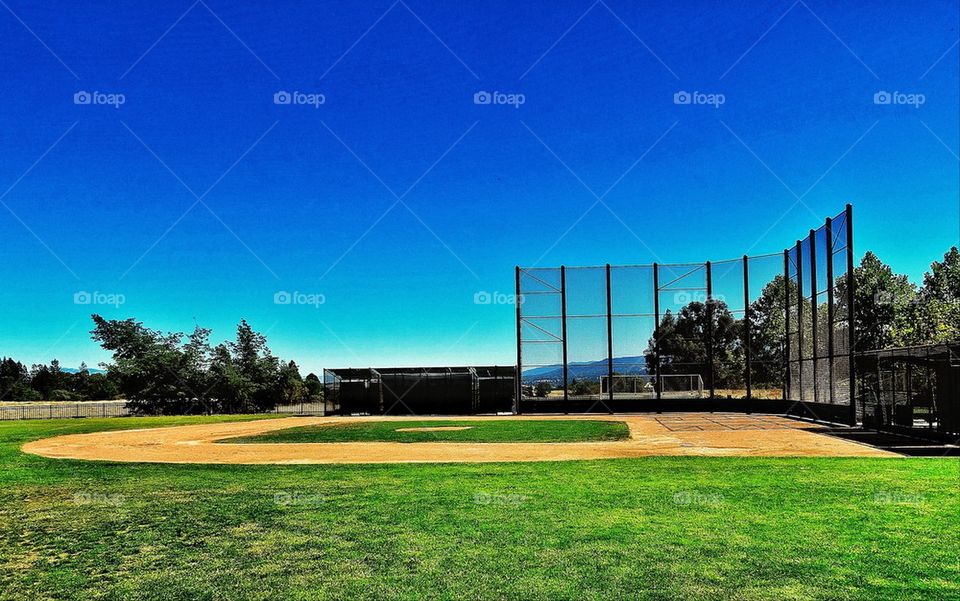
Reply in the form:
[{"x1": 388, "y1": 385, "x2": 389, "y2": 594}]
[
  {"x1": 323, "y1": 366, "x2": 516, "y2": 415},
  {"x1": 856, "y1": 343, "x2": 960, "y2": 440}
]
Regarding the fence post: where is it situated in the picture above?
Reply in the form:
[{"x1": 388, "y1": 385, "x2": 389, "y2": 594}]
[
  {"x1": 514, "y1": 266, "x2": 522, "y2": 415},
  {"x1": 561, "y1": 265, "x2": 569, "y2": 403},
  {"x1": 784, "y1": 249, "x2": 791, "y2": 401},
  {"x1": 706, "y1": 261, "x2": 714, "y2": 400},
  {"x1": 796, "y1": 240, "x2": 804, "y2": 406},
  {"x1": 846, "y1": 203, "x2": 857, "y2": 426},
  {"x1": 809, "y1": 229, "x2": 818, "y2": 405},
  {"x1": 605, "y1": 264, "x2": 614, "y2": 411},
  {"x1": 743, "y1": 255, "x2": 752, "y2": 407},
  {"x1": 653, "y1": 263, "x2": 662, "y2": 404},
  {"x1": 825, "y1": 217, "x2": 835, "y2": 405}
]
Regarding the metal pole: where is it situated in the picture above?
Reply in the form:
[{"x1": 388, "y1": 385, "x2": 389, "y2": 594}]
[
  {"x1": 653, "y1": 263, "x2": 662, "y2": 402},
  {"x1": 561, "y1": 265, "x2": 569, "y2": 403},
  {"x1": 796, "y1": 240, "x2": 804, "y2": 404},
  {"x1": 743, "y1": 255, "x2": 752, "y2": 406},
  {"x1": 825, "y1": 217, "x2": 835, "y2": 404},
  {"x1": 784, "y1": 249, "x2": 791, "y2": 401},
  {"x1": 606, "y1": 264, "x2": 614, "y2": 410},
  {"x1": 809, "y1": 229, "x2": 818, "y2": 405},
  {"x1": 706, "y1": 261, "x2": 714, "y2": 399},
  {"x1": 514, "y1": 266, "x2": 522, "y2": 414},
  {"x1": 846, "y1": 203, "x2": 857, "y2": 426}
]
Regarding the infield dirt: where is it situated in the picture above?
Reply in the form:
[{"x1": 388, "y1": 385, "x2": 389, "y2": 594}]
[{"x1": 21, "y1": 413, "x2": 895, "y2": 464}]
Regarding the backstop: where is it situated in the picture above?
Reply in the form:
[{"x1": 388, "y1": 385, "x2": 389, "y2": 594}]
[{"x1": 517, "y1": 205, "x2": 857, "y2": 424}]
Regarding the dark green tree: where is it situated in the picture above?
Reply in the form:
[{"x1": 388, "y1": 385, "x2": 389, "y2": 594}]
[
  {"x1": 277, "y1": 360, "x2": 306, "y2": 404},
  {"x1": 646, "y1": 300, "x2": 743, "y2": 389},
  {"x1": 0, "y1": 358, "x2": 38, "y2": 401},
  {"x1": 902, "y1": 247, "x2": 960, "y2": 344},
  {"x1": 304, "y1": 372, "x2": 323, "y2": 400},
  {"x1": 834, "y1": 252, "x2": 916, "y2": 351},
  {"x1": 90, "y1": 315, "x2": 192, "y2": 414}
]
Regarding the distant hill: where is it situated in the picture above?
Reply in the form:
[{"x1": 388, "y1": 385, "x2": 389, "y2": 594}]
[
  {"x1": 62, "y1": 367, "x2": 107, "y2": 375},
  {"x1": 522, "y1": 356, "x2": 648, "y2": 384}
]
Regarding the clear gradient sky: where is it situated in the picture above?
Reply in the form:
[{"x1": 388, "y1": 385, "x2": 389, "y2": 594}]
[{"x1": 0, "y1": 0, "x2": 957, "y2": 374}]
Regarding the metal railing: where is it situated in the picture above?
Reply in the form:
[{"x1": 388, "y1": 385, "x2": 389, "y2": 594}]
[{"x1": 0, "y1": 400, "x2": 327, "y2": 421}]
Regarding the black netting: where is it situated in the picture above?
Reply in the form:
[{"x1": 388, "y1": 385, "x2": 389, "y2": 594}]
[{"x1": 515, "y1": 207, "x2": 854, "y2": 417}]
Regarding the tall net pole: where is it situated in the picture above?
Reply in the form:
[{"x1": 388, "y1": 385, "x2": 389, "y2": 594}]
[
  {"x1": 706, "y1": 261, "x2": 714, "y2": 399},
  {"x1": 561, "y1": 265, "x2": 569, "y2": 403},
  {"x1": 743, "y1": 254, "x2": 752, "y2": 403},
  {"x1": 846, "y1": 203, "x2": 857, "y2": 426},
  {"x1": 514, "y1": 266, "x2": 522, "y2": 414},
  {"x1": 605, "y1": 264, "x2": 614, "y2": 409}
]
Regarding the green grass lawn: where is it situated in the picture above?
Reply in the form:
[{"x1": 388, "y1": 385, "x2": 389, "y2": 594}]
[
  {"x1": 1, "y1": 416, "x2": 958, "y2": 600},
  {"x1": 223, "y1": 419, "x2": 630, "y2": 444}
]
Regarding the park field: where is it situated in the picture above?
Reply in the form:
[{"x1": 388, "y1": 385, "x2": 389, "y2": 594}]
[{"x1": 0, "y1": 415, "x2": 958, "y2": 600}]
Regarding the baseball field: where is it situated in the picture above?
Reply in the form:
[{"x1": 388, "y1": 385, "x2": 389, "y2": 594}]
[{"x1": 1, "y1": 414, "x2": 958, "y2": 600}]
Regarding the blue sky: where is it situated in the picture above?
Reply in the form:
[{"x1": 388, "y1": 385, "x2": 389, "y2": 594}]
[{"x1": 0, "y1": 0, "x2": 957, "y2": 374}]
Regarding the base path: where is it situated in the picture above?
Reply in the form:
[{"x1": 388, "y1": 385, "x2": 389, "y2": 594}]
[{"x1": 22, "y1": 414, "x2": 896, "y2": 464}]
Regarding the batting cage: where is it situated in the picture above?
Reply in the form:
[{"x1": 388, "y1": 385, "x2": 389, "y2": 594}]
[{"x1": 517, "y1": 205, "x2": 856, "y2": 423}]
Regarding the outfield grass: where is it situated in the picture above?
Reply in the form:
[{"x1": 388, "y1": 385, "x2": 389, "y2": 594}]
[
  {"x1": 223, "y1": 419, "x2": 630, "y2": 444},
  {"x1": 1, "y1": 416, "x2": 957, "y2": 600}
]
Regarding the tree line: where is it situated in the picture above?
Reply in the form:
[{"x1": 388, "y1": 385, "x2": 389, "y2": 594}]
[
  {"x1": 0, "y1": 358, "x2": 118, "y2": 402},
  {"x1": 1, "y1": 316, "x2": 323, "y2": 413}
]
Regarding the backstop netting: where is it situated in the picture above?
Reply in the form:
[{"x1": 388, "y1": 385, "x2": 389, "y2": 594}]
[{"x1": 517, "y1": 205, "x2": 855, "y2": 423}]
